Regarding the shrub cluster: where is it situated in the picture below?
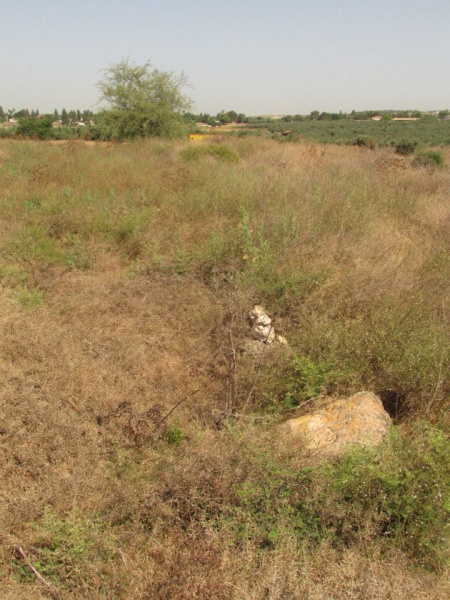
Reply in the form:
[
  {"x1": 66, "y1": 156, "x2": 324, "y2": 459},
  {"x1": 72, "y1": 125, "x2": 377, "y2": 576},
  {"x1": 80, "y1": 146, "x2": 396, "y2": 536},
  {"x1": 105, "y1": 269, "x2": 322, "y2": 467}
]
[
  {"x1": 395, "y1": 140, "x2": 417, "y2": 155},
  {"x1": 412, "y1": 150, "x2": 445, "y2": 168}
]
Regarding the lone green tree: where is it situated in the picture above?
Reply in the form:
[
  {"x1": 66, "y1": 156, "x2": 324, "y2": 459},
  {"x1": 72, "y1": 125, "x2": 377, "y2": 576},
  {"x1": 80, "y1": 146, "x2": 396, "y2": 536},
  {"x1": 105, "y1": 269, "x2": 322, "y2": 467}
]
[{"x1": 97, "y1": 59, "x2": 191, "y2": 139}]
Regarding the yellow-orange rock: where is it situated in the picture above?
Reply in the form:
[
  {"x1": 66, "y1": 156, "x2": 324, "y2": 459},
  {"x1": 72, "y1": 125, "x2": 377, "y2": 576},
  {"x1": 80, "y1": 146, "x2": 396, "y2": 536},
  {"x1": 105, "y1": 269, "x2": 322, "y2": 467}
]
[{"x1": 282, "y1": 392, "x2": 391, "y2": 459}]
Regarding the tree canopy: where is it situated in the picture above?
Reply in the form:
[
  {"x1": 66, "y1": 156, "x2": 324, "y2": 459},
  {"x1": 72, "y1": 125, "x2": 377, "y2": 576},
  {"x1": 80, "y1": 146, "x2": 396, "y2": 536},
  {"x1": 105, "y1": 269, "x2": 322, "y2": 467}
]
[
  {"x1": 16, "y1": 116, "x2": 53, "y2": 139},
  {"x1": 97, "y1": 59, "x2": 192, "y2": 139}
]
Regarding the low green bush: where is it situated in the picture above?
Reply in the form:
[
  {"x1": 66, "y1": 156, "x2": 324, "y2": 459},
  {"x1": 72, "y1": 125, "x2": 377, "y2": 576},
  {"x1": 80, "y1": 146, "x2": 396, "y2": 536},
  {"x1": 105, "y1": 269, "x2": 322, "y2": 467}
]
[
  {"x1": 166, "y1": 420, "x2": 185, "y2": 445},
  {"x1": 281, "y1": 355, "x2": 352, "y2": 402},
  {"x1": 353, "y1": 136, "x2": 376, "y2": 149},
  {"x1": 412, "y1": 150, "x2": 444, "y2": 168},
  {"x1": 14, "y1": 507, "x2": 114, "y2": 591},
  {"x1": 16, "y1": 116, "x2": 54, "y2": 140},
  {"x1": 317, "y1": 424, "x2": 450, "y2": 571},
  {"x1": 181, "y1": 144, "x2": 239, "y2": 162},
  {"x1": 395, "y1": 140, "x2": 417, "y2": 155},
  {"x1": 15, "y1": 286, "x2": 44, "y2": 308},
  {"x1": 210, "y1": 424, "x2": 450, "y2": 571}
]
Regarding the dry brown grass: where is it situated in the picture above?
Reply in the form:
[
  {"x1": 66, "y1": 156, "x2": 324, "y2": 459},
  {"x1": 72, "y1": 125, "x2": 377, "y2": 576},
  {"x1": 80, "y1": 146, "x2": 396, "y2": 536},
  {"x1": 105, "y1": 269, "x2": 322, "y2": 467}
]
[{"x1": 0, "y1": 137, "x2": 449, "y2": 598}]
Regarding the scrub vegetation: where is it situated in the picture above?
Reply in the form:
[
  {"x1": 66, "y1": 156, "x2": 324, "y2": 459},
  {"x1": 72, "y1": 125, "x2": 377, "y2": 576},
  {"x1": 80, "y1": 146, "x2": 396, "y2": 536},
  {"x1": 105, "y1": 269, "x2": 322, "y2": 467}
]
[{"x1": 0, "y1": 137, "x2": 449, "y2": 599}]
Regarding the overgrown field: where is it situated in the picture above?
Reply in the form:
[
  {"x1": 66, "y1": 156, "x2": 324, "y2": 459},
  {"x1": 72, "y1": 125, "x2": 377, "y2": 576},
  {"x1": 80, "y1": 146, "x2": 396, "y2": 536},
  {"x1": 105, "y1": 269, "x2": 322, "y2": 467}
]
[{"x1": 0, "y1": 138, "x2": 449, "y2": 599}]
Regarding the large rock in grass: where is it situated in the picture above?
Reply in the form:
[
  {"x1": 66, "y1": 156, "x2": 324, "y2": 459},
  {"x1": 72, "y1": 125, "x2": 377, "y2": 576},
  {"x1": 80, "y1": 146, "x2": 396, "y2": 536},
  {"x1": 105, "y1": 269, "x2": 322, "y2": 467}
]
[{"x1": 282, "y1": 392, "x2": 391, "y2": 460}]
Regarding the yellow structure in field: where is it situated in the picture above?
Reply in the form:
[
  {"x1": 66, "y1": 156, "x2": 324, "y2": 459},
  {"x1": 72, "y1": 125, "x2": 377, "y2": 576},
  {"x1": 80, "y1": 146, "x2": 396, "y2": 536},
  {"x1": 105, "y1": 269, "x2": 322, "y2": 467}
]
[{"x1": 189, "y1": 134, "x2": 207, "y2": 141}]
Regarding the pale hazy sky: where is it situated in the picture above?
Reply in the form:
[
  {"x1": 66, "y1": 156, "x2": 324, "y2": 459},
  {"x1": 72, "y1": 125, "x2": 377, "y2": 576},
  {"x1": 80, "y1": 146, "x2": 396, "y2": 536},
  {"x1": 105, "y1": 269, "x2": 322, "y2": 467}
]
[{"x1": 1, "y1": 0, "x2": 449, "y2": 115}]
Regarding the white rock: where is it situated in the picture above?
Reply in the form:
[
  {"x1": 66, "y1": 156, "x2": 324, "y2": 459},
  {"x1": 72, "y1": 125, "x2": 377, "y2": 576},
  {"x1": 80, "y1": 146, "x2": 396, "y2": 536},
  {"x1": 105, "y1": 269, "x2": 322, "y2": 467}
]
[{"x1": 248, "y1": 305, "x2": 276, "y2": 344}]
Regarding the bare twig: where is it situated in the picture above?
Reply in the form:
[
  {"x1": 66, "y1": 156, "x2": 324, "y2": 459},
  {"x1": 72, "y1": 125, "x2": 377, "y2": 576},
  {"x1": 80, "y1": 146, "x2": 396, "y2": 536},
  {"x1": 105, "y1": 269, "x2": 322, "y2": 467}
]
[
  {"x1": 226, "y1": 307, "x2": 238, "y2": 417},
  {"x1": 12, "y1": 546, "x2": 61, "y2": 600},
  {"x1": 152, "y1": 389, "x2": 199, "y2": 432},
  {"x1": 117, "y1": 548, "x2": 128, "y2": 567},
  {"x1": 241, "y1": 324, "x2": 273, "y2": 411}
]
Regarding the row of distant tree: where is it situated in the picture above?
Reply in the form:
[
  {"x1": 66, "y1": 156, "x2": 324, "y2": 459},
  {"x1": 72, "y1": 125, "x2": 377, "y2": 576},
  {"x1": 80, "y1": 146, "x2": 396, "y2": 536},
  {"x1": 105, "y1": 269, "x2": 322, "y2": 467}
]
[
  {"x1": 0, "y1": 106, "x2": 95, "y2": 124},
  {"x1": 186, "y1": 109, "x2": 450, "y2": 125},
  {"x1": 4, "y1": 106, "x2": 449, "y2": 128}
]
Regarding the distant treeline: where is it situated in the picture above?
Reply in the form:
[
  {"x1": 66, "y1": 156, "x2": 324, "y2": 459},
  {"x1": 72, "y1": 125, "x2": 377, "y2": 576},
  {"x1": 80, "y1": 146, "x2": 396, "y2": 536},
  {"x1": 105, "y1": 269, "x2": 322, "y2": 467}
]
[
  {"x1": 1, "y1": 104, "x2": 450, "y2": 142},
  {"x1": 186, "y1": 108, "x2": 450, "y2": 126},
  {"x1": 0, "y1": 106, "x2": 95, "y2": 123},
  {"x1": 0, "y1": 106, "x2": 99, "y2": 141}
]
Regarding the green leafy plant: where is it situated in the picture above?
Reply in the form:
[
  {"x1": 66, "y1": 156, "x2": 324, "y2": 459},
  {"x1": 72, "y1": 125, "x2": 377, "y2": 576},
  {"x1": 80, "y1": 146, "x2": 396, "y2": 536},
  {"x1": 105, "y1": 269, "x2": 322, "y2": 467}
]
[
  {"x1": 166, "y1": 420, "x2": 184, "y2": 445},
  {"x1": 317, "y1": 425, "x2": 450, "y2": 571},
  {"x1": 14, "y1": 507, "x2": 114, "y2": 590},
  {"x1": 353, "y1": 136, "x2": 375, "y2": 149},
  {"x1": 16, "y1": 116, "x2": 54, "y2": 140},
  {"x1": 412, "y1": 150, "x2": 444, "y2": 168},
  {"x1": 181, "y1": 143, "x2": 239, "y2": 162},
  {"x1": 15, "y1": 287, "x2": 44, "y2": 308},
  {"x1": 281, "y1": 355, "x2": 352, "y2": 403},
  {"x1": 395, "y1": 140, "x2": 417, "y2": 155},
  {"x1": 206, "y1": 424, "x2": 450, "y2": 571},
  {"x1": 223, "y1": 448, "x2": 322, "y2": 549}
]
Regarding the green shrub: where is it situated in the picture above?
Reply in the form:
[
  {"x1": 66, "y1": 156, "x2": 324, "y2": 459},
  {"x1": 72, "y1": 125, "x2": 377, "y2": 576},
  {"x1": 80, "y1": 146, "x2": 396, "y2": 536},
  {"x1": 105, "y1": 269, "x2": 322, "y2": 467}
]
[
  {"x1": 395, "y1": 140, "x2": 417, "y2": 155},
  {"x1": 11, "y1": 225, "x2": 65, "y2": 265},
  {"x1": 283, "y1": 355, "x2": 350, "y2": 401},
  {"x1": 317, "y1": 425, "x2": 450, "y2": 571},
  {"x1": 16, "y1": 286, "x2": 44, "y2": 308},
  {"x1": 16, "y1": 117, "x2": 54, "y2": 140},
  {"x1": 412, "y1": 150, "x2": 444, "y2": 168},
  {"x1": 181, "y1": 144, "x2": 239, "y2": 162},
  {"x1": 353, "y1": 136, "x2": 375, "y2": 149},
  {"x1": 260, "y1": 353, "x2": 355, "y2": 413},
  {"x1": 0, "y1": 126, "x2": 16, "y2": 138},
  {"x1": 166, "y1": 420, "x2": 184, "y2": 445},
  {"x1": 210, "y1": 424, "x2": 450, "y2": 571},
  {"x1": 223, "y1": 447, "x2": 322, "y2": 548},
  {"x1": 12, "y1": 507, "x2": 114, "y2": 590}
]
